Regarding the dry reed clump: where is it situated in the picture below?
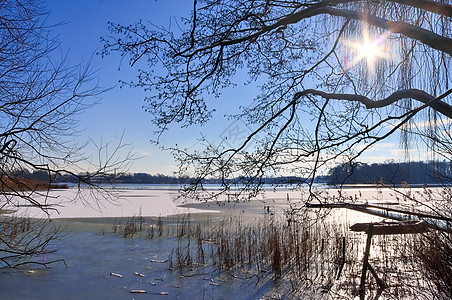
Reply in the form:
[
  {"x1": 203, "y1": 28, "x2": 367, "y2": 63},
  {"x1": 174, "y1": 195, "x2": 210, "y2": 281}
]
[
  {"x1": 113, "y1": 214, "x2": 165, "y2": 238},
  {"x1": 167, "y1": 213, "x2": 348, "y2": 292},
  {"x1": 180, "y1": 215, "x2": 446, "y2": 298},
  {"x1": 412, "y1": 231, "x2": 452, "y2": 298},
  {"x1": 115, "y1": 215, "x2": 143, "y2": 238},
  {"x1": 109, "y1": 212, "x2": 447, "y2": 298}
]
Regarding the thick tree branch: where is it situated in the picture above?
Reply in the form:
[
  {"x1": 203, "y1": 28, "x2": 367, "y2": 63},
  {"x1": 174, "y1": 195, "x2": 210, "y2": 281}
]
[
  {"x1": 316, "y1": 7, "x2": 452, "y2": 56},
  {"x1": 295, "y1": 88, "x2": 452, "y2": 119},
  {"x1": 392, "y1": 0, "x2": 452, "y2": 18}
]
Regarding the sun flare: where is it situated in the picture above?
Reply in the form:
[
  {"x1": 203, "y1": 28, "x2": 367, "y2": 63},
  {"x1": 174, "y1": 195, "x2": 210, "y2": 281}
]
[{"x1": 344, "y1": 28, "x2": 388, "y2": 74}]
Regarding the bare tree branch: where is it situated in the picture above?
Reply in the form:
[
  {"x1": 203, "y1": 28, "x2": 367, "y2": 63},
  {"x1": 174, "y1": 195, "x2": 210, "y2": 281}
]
[{"x1": 295, "y1": 88, "x2": 452, "y2": 119}]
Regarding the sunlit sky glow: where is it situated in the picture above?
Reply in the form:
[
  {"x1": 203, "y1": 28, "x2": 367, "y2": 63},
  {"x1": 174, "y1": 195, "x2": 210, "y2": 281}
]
[{"x1": 343, "y1": 27, "x2": 389, "y2": 75}]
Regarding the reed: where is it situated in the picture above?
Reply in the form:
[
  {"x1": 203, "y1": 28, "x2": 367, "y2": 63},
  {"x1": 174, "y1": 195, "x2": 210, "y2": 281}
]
[
  {"x1": 157, "y1": 215, "x2": 163, "y2": 237},
  {"x1": 107, "y1": 211, "x2": 446, "y2": 298},
  {"x1": 412, "y1": 231, "x2": 452, "y2": 298},
  {"x1": 123, "y1": 217, "x2": 138, "y2": 238},
  {"x1": 164, "y1": 213, "x2": 346, "y2": 288}
]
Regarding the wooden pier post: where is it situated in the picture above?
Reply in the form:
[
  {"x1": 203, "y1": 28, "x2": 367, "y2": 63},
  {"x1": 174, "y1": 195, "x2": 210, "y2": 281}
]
[{"x1": 358, "y1": 224, "x2": 386, "y2": 299}]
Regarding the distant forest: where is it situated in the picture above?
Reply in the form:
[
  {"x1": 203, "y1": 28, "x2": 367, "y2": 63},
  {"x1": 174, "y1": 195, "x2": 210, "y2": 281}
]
[
  {"x1": 12, "y1": 170, "x2": 307, "y2": 185},
  {"x1": 327, "y1": 161, "x2": 452, "y2": 185},
  {"x1": 9, "y1": 161, "x2": 452, "y2": 186}
]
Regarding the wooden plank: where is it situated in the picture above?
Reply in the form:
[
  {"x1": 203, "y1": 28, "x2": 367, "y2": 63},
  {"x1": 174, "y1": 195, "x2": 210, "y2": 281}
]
[{"x1": 350, "y1": 220, "x2": 430, "y2": 235}]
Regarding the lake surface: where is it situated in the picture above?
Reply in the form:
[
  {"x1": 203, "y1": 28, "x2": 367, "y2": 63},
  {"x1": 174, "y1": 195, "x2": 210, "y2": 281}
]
[
  {"x1": 0, "y1": 184, "x2": 443, "y2": 299},
  {"x1": 1, "y1": 229, "x2": 245, "y2": 300}
]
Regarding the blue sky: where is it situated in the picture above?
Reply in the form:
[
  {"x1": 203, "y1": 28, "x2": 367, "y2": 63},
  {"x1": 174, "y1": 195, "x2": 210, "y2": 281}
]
[
  {"x1": 45, "y1": 0, "x2": 265, "y2": 174},
  {"x1": 43, "y1": 1, "x2": 423, "y2": 175},
  {"x1": 45, "y1": 0, "x2": 200, "y2": 174}
]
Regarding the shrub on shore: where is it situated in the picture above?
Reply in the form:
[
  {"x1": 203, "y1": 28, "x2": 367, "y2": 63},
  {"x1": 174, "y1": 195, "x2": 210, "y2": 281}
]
[{"x1": 0, "y1": 178, "x2": 68, "y2": 192}]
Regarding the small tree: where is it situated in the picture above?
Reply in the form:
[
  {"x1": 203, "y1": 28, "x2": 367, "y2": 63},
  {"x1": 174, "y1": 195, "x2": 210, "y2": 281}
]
[{"x1": 0, "y1": 1, "x2": 131, "y2": 267}]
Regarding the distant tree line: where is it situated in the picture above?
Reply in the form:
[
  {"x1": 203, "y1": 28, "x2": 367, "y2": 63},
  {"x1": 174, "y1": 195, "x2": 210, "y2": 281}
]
[
  {"x1": 5, "y1": 170, "x2": 193, "y2": 185},
  {"x1": 9, "y1": 170, "x2": 308, "y2": 186},
  {"x1": 327, "y1": 161, "x2": 452, "y2": 186},
  {"x1": 9, "y1": 161, "x2": 450, "y2": 186},
  {"x1": 82, "y1": 173, "x2": 309, "y2": 185}
]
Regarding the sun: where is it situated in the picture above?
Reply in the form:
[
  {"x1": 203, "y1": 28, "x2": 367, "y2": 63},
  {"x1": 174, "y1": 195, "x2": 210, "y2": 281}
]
[{"x1": 343, "y1": 28, "x2": 388, "y2": 75}]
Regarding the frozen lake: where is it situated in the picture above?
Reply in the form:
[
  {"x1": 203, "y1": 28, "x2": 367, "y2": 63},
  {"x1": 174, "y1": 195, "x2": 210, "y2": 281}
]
[
  {"x1": 0, "y1": 184, "x2": 444, "y2": 299},
  {"x1": 4, "y1": 183, "x2": 429, "y2": 219}
]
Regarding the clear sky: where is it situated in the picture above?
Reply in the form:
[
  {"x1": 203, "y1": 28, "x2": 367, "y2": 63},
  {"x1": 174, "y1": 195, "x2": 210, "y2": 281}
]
[
  {"x1": 45, "y1": 0, "x2": 275, "y2": 175},
  {"x1": 44, "y1": 0, "x2": 204, "y2": 174},
  {"x1": 43, "y1": 0, "x2": 425, "y2": 175}
]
